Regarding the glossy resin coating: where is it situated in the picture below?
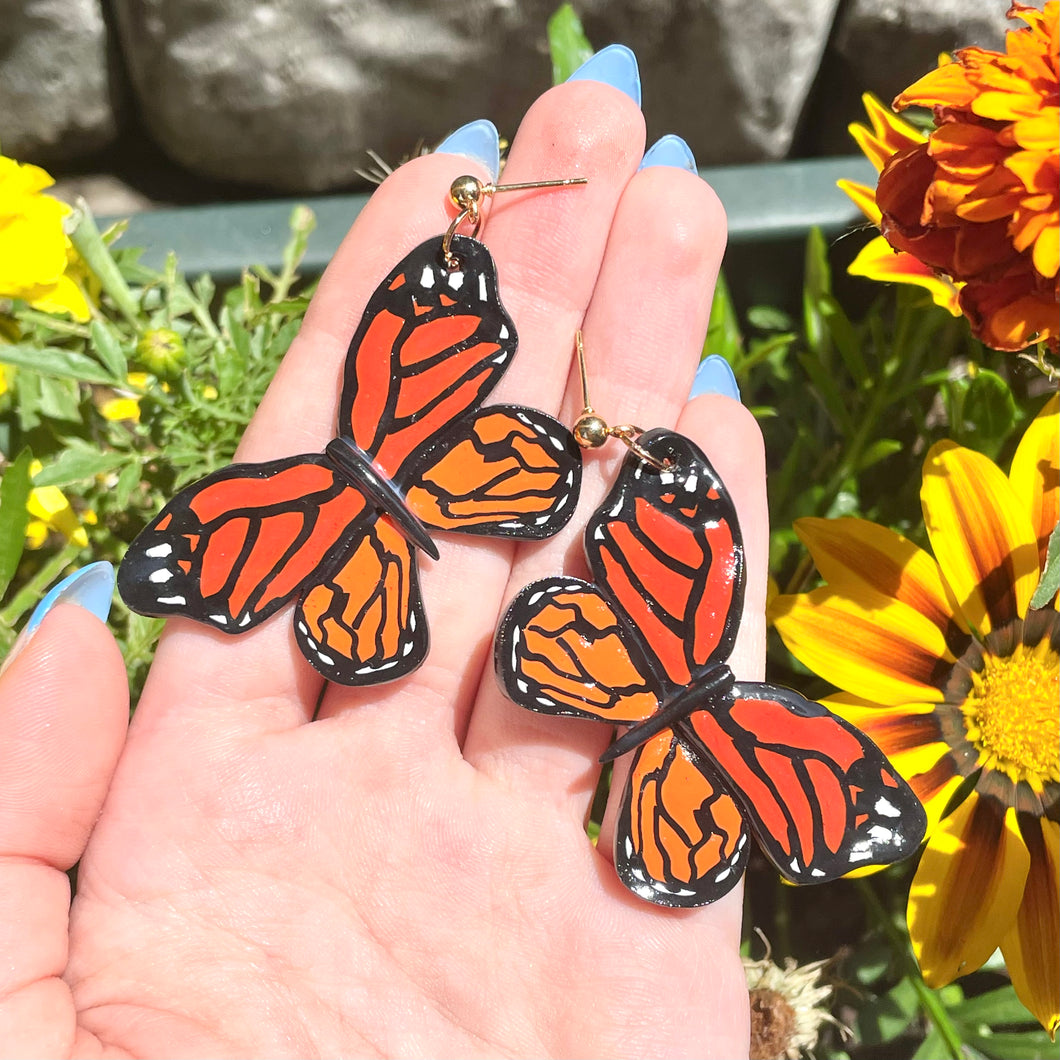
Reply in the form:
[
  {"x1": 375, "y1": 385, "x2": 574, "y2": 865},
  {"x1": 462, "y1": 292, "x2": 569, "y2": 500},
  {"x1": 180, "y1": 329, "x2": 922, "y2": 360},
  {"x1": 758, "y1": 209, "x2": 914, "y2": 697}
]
[
  {"x1": 119, "y1": 234, "x2": 582, "y2": 685},
  {"x1": 495, "y1": 428, "x2": 927, "y2": 907}
]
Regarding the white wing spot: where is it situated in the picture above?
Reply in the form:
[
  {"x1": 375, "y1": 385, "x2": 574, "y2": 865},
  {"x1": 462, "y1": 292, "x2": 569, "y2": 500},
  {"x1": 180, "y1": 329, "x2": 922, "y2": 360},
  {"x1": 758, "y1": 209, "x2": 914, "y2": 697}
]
[
  {"x1": 209, "y1": 614, "x2": 228, "y2": 625},
  {"x1": 419, "y1": 265, "x2": 435, "y2": 287},
  {"x1": 447, "y1": 270, "x2": 464, "y2": 291},
  {"x1": 158, "y1": 595, "x2": 186, "y2": 606},
  {"x1": 478, "y1": 273, "x2": 488, "y2": 301},
  {"x1": 684, "y1": 473, "x2": 698, "y2": 493},
  {"x1": 714, "y1": 866, "x2": 732, "y2": 882},
  {"x1": 498, "y1": 324, "x2": 509, "y2": 339},
  {"x1": 145, "y1": 543, "x2": 172, "y2": 558},
  {"x1": 874, "y1": 797, "x2": 901, "y2": 817},
  {"x1": 149, "y1": 569, "x2": 173, "y2": 583}
]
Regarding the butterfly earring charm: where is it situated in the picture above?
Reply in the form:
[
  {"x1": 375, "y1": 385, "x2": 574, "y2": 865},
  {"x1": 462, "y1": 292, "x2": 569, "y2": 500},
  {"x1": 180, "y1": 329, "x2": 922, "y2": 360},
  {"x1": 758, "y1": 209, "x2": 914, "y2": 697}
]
[
  {"x1": 118, "y1": 174, "x2": 587, "y2": 686},
  {"x1": 493, "y1": 333, "x2": 927, "y2": 907}
]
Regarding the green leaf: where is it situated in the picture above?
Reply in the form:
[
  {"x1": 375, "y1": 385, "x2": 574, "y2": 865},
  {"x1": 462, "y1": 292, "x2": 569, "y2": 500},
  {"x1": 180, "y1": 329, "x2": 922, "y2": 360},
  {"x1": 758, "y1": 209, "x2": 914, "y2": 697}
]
[
  {"x1": 0, "y1": 344, "x2": 121, "y2": 385},
  {"x1": 32, "y1": 446, "x2": 128, "y2": 488},
  {"x1": 705, "y1": 270, "x2": 743, "y2": 364},
  {"x1": 0, "y1": 448, "x2": 33, "y2": 598},
  {"x1": 113, "y1": 460, "x2": 144, "y2": 510},
  {"x1": 858, "y1": 438, "x2": 903, "y2": 472},
  {"x1": 857, "y1": 977, "x2": 920, "y2": 1045},
  {"x1": 967, "y1": 1029, "x2": 1060, "y2": 1059},
  {"x1": 949, "y1": 985, "x2": 1044, "y2": 1028},
  {"x1": 547, "y1": 4, "x2": 594, "y2": 85},
  {"x1": 912, "y1": 1027, "x2": 952, "y2": 1059},
  {"x1": 90, "y1": 320, "x2": 128, "y2": 379},
  {"x1": 1030, "y1": 520, "x2": 1060, "y2": 608},
  {"x1": 747, "y1": 304, "x2": 794, "y2": 332},
  {"x1": 68, "y1": 200, "x2": 142, "y2": 326},
  {"x1": 960, "y1": 368, "x2": 1017, "y2": 456},
  {"x1": 802, "y1": 227, "x2": 833, "y2": 359},
  {"x1": 37, "y1": 375, "x2": 83, "y2": 423}
]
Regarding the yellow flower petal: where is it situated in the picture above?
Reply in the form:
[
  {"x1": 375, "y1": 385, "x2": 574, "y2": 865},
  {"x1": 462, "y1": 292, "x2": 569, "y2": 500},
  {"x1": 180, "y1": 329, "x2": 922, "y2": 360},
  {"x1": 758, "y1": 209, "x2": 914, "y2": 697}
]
[
  {"x1": 771, "y1": 586, "x2": 955, "y2": 706},
  {"x1": 837, "y1": 179, "x2": 883, "y2": 224},
  {"x1": 922, "y1": 441, "x2": 1040, "y2": 634},
  {"x1": 1002, "y1": 815, "x2": 1059, "y2": 1037},
  {"x1": 846, "y1": 237, "x2": 963, "y2": 315},
  {"x1": 100, "y1": 396, "x2": 142, "y2": 423},
  {"x1": 1009, "y1": 393, "x2": 1060, "y2": 574},
  {"x1": 27, "y1": 272, "x2": 92, "y2": 323},
  {"x1": 24, "y1": 519, "x2": 48, "y2": 550},
  {"x1": 909, "y1": 793, "x2": 1030, "y2": 987},
  {"x1": 848, "y1": 92, "x2": 925, "y2": 171},
  {"x1": 821, "y1": 693, "x2": 967, "y2": 834},
  {"x1": 795, "y1": 517, "x2": 966, "y2": 640}
]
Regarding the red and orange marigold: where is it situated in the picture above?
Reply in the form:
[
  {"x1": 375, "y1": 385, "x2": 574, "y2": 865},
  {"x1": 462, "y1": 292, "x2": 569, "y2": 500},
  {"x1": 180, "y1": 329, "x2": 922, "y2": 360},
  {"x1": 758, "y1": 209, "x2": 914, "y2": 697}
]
[{"x1": 876, "y1": 1, "x2": 1059, "y2": 352}]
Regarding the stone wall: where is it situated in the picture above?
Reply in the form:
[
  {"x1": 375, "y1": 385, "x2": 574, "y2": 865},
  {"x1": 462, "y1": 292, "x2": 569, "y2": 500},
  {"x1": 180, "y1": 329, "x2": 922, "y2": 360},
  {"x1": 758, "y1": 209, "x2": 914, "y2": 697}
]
[{"x1": 0, "y1": 0, "x2": 1010, "y2": 198}]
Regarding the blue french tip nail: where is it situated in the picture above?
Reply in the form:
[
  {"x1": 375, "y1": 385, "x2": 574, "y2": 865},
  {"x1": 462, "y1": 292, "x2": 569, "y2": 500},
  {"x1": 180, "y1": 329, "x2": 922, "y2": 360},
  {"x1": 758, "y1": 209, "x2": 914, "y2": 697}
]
[
  {"x1": 566, "y1": 44, "x2": 641, "y2": 107},
  {"x1": 436, "y1": 119, "x2": 501, "y2": 183},
  {"x1": 23, "y1": 561, "x2": 115, "y2": 638},
  {"x1": 689, "y1": 355, "x2": 741, "y2": 401},
  {"x1": 639, "y1": 134, "x2": 697, "y2": 172}
]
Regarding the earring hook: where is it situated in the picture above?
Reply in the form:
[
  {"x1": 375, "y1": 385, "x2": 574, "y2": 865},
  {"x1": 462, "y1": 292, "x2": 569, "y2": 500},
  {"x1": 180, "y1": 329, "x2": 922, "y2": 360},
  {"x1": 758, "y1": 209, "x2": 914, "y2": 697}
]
[
  {"x1": 571, "y1": 331, "x2": 670, "y2": 471},
  {"x1": 441, "y1": 174, "x2": 588, "y2": 268}
]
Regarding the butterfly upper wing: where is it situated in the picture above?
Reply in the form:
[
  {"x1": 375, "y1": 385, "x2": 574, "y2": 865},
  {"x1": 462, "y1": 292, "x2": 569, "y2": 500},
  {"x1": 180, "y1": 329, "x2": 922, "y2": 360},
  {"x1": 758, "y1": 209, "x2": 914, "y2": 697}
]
[
  {"x1": 685, "y1": 682, "x2": 928, "y2": 882},
  {"x1": 585, "y1": 429, "x2": 745, "y2": 693},
  {"x1": 340, "y1": 234, "x2": 518, "y2": 480},
  {"x1": 118, "y1": 456, "x2": 367, "y2": 632},
  {"x1": 616, "y1": 730, "x2": 751, "y2": 907},
  {"x1": 494, "y1": 578, "x2": 663, "y2": 723},
  {"x1": 405, "y1": 406, "x2": 582, "y2": 539},
  {"x1": 294, "y1": 515, "x2": 427, "y2": 684}
]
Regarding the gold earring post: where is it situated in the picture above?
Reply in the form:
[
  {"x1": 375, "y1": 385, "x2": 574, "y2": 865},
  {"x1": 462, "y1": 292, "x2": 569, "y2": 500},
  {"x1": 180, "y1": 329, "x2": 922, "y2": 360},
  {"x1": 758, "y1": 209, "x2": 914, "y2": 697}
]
[
  {"x1": 570, "y1": 330, "x2": 669, "y2": 470},
  {"x1": 442, "y1": 174, "x2": 588, "y2": 268}
]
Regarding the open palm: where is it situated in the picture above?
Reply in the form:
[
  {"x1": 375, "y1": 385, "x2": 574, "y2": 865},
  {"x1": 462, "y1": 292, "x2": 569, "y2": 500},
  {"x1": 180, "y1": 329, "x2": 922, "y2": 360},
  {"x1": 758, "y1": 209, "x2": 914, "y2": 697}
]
[{"x1": 0, "y1": 81, "x2": 765, "y2": 1059}]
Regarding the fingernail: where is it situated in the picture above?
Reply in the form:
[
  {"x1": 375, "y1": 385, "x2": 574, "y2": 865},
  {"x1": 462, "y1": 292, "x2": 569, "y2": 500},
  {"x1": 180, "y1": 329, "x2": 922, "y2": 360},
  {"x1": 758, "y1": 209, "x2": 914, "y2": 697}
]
[
  {"x1": 689, "y1": 355, "x2": 741, "y2": 401},
  {"x1": 639, "y1": 134, "x2": 697, "y2": 172},
  {"x1": 436, "y1": 119, "x2": 501, "y2": 183},
  {"x1": 566, "y1": 44, "x2": 641, "y2": 106},
  {"x1": 1, "y1": 562, "x2": 115, "y2": 677}
]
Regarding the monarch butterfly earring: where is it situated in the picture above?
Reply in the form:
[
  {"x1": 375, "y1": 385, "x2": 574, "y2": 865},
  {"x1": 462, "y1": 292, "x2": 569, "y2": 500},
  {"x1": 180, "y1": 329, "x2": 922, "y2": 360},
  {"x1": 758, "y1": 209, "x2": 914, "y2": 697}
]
[
  {"x1": 117, "y1": 173, "x2": 588, "y2": 686},
  {"x1": 493, "y1": 332, "x2": 927, "y2": 908}
]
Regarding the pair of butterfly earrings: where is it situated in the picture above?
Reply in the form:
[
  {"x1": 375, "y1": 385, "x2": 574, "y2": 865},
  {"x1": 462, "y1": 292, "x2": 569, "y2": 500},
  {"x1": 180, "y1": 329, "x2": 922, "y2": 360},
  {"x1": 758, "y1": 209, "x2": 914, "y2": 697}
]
[{"x1": 118, "y1": 173, "x2": 927, "y2": 908}]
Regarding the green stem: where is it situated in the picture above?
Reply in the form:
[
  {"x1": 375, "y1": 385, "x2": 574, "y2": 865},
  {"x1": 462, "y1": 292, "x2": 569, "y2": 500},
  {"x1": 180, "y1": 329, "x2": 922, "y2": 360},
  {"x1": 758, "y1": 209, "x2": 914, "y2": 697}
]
[
  {"x1": 68, "y1": 203, "x2": 141, "y2": 328},
  {"x1": 0, "y1": 542, "x2": 83, "y2": 627},
  {"x1": 856, "y1": 879, "x2": 964, "y2": 1060}
]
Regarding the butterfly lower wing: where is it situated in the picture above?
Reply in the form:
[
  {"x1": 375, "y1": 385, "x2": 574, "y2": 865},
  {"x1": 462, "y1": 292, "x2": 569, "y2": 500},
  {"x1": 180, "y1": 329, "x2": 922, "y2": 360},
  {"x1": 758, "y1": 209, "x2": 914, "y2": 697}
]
[
  {"x1": 586, "y1": 428, "x2": 745, "y2": 693},
  {"x1": 494, "y1": 578, "x2": 663, "y2": 723},
  {"x1": 686, "y1": 682, "x2": 928, "y2": 883},
  {"x1": 294, "y1": 515, "x2": 427, "y2": 685},
  {"x1": 405, "y1": 406, "x2": 582, "y2": 539},
  {"x1": 340, "y1": 234, "x2": 518, "y2": 478},
  {"x1": 615, "y1": 730, "x2": 751, "y2": 907},
  {"x1": 118, "y1": 455, "x2": 366, "y2": 632}
]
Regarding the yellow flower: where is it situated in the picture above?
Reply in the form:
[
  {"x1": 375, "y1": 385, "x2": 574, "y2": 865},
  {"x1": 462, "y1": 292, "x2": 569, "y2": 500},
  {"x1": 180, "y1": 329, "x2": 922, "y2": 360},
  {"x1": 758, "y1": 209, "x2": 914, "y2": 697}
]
[
  {"x1": 876, "y1": 1, "x2": 1059, "y2": 352},
  {"x1": 98, "y1": 371, "x2": 170, "y2": 423},
  {"x1": 839, "y1": 93, "x2": 963, "y2": 316},
  {"x1": 770, "y1": 393, "x2": 1059, "y2": 1035},
  {"x1": 25, "y1": 460, "x2": 90, "y2": 549},
  {"x1": 0, "y1": 153, "x2": 91, "y2": 322}
]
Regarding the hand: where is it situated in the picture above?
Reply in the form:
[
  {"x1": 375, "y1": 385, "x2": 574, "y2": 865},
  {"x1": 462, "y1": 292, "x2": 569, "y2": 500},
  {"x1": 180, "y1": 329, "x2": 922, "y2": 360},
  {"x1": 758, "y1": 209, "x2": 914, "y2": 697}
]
[{"x1": 0, "y1": 79, "x2": 765, "y2": 1058}]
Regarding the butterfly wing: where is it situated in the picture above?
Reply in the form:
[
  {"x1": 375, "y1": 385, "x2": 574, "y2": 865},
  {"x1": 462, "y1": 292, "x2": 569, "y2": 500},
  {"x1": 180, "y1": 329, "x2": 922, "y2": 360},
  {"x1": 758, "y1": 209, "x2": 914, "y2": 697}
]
[
  {"x1": 294, "y1": 515, "x2": 427, "y2": 684},
  {"x1": 585, "y1": 428, "x2": 745, "y2": 692},
  {"x1": 616, "y1": 731, "x2": 751, "y2": 907},
  {"x1": 118, "y1": 456, "x2": 367, "y2": 632},
  {"x1": 494, "y1": 578, "x2": 663, "y2": 723},
  {"x1": 405, "y1": 406, "x2": 582, "y2": 539},
  {"x1": 341, "y1": 234, "x2": 518, "y2": 479},
  {"x1": 684, "y1": 682, "x2": 928, "y2": 882}
]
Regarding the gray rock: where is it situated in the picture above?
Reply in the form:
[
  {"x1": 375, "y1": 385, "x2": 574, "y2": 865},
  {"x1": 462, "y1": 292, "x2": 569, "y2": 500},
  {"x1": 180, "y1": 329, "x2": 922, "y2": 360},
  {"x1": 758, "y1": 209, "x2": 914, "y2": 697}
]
[
  {"x1": 109, "y1": 0, "x2": 839, "y2": 193},
  {"x1": 0, "y1": 0, "x2": 119, "y2": 161},
  {"x1": 809, "y1": 0, "x2": 1011, "y2": 157},
  {"x1": 833, "y1": 0, "x2": 1010, "y2": 102}
]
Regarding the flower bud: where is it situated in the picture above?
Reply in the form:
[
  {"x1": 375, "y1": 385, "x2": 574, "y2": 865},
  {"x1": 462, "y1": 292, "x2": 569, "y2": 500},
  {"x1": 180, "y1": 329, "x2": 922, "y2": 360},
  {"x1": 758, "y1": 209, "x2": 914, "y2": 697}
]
[{"x1": 135, "y1": 328, "x2": 186, "y2": 379}]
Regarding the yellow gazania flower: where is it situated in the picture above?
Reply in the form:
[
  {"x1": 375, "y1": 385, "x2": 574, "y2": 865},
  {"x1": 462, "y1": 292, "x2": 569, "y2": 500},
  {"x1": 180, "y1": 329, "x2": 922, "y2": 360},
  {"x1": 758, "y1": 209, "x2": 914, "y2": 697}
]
[
  {"x1": 838, "y1": 93, "x2": 963, "y2": 316},
  {"x1": 25, "y1": 459, "x2": 92, "y2": 549},
  {"x1": 770, "y1": 393, "x2": 1060, "y2": 1035},
  {"x1": 0, "y1": 153, "x2": 91, "y2": 322}
]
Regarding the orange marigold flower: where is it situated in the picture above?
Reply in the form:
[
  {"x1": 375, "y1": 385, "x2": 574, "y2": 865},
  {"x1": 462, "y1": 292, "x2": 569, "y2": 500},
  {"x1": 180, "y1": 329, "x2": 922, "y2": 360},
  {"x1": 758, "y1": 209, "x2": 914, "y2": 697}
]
[{"x1": 876, "y1": 1, "x2": 1059, "y2": 353}]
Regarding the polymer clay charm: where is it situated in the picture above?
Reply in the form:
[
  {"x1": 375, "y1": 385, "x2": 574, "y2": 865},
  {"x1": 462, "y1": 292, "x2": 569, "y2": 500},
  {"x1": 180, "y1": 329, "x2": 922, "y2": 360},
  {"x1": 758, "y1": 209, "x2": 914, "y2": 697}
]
[
  {"x1": 494, "y1": 341, "x2": 926, "y2": 907},
  {"x1": 119, "y1": 195, "x2": 584, "y2": 686}
]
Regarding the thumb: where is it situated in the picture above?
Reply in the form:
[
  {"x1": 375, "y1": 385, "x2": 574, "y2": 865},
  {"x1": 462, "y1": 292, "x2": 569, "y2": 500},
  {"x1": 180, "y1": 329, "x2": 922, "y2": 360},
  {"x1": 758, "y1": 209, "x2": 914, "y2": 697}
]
[{"x1": 0, "y1": 563, "x2": 128, "y2": 1058}]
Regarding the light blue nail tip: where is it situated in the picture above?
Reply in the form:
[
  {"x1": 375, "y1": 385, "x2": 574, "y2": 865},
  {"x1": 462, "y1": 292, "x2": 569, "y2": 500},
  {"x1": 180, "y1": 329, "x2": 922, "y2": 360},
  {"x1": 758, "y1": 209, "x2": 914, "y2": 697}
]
[
  {"x1": 25, "y1": 561, "x2": 115, "y2": 636},
  {"x1": 689, "y1": 355, "x2": 741, "y2": 401},
  {"x1": 436, "y1": 119, "x2": 501, "y2": 183},
  {"x1": 639, "y1": 134, "x2": 697, "y2": 172},
  {"x1": 566, "y1": 44, "x2": 642, "y2": 106}
]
